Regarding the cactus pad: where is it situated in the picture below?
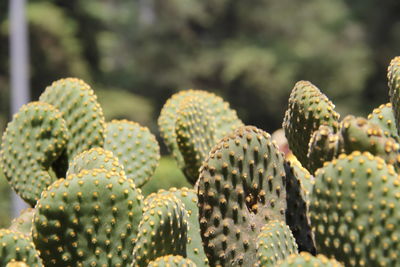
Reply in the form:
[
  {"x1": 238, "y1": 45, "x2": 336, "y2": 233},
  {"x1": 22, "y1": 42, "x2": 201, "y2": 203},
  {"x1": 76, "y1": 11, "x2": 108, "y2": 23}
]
[
  {"x1": 66, "y1": 147, "x2": 125, "y2": 178},
  {"x1": 32, "y1": 169, "x2": 143, "y2": 267},
  {"x1": 368, "y1": 103, "x2": 400, "y2": 142},
  {"x1": 147, "y1": 255, "x2": 197, "y2": 267},
  {"x1": 388, "y1": 56, "x2": 400, "y2": 135},
  {"x1": 104, "y1": 120, "x2": 160, "y2": 187},
  {"x1": 197, "y1": 126, "x2": 287, "y2": 266},
  {"x1": 310, "y1": 151, "x2": 400, "y2": 266},
  {"x1": 39, "y1": 78, "x2": 106, "y2": 174},
  {"x1": 132, "y1": 194, "x2": 189, "y2": 267},
  {"x1": 0, "y1": 102, "x2": 69, "y2": 206},
  {"x1": 6, "y1": 262, "x2": 30, "y2": 267},
  {"x1": 0, "y1": 229, "x2": 43, "y2": 266},
  {"x1": 283, "y1": 81, "x2": 340, "y2": 167},
  {"x1": 176, "y1": 96, "x2": 217, "y2": 184},
  {"x1": 255, "y1": 220, "x2": 298, "y2": 266},
  {"x1": 9, "y1": 208, "x2": 35, "y2": 237},
  {"x1": 275, "y1": 252, "x2": 343, "y2": 267},
  {"x1": 158, "y1": 90, "x2": 243, "y2": 168}
]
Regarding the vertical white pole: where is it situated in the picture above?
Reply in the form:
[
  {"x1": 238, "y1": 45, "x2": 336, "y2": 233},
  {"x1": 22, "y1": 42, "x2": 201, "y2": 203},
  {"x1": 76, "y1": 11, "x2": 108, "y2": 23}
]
[{"x1": 9, "y1": 0, "x2": 29, "y2": 217}]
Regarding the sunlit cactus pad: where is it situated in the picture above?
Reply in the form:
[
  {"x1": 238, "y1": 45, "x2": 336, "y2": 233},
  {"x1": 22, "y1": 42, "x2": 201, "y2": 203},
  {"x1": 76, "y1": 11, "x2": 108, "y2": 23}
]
[
  {"x1": 310, "y1": 151, "x2": 400, "y2": 266},
  {"x1": 0, "y1": 229, "x2": 43, "y2": 267},
  {"x1": 147, "y1": 255, "x2": 197, "y2": 267},
  {"x1": 0, "y1": 102, "x2": 69, "y2": 206},
  {"x1": 275, "y1": 252, "x2": 343, "y2": 267},
  {"x1": 32, "y1": 169, "x2": 143, "y2": 267},
  {"x1": 104, "y1": 120, "x2": 160, "y2": 187}
]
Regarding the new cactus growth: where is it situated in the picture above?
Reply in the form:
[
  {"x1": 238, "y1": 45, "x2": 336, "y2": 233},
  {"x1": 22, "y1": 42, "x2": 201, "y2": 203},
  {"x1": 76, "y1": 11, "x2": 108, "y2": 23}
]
[
  {"x1": 32, "y1": 169, "x2": 143, "y2": 267},
  {"x1": 104, "y1": 120, "x2": 160, "y2": 187},
  {"x1": 0, "y1": 229, "x2": 43, "y2": 267},
  {"x1": 147, "y1": 255, "x2": 197, "y2": 267},
  {"x1": 310, "y1": 151, "x2": 400, "y2": 266},
  {"x1": 132, "y1": 194, "x2": 189, "y2": 267},
  {"x1": 39, "y1": 78, "x2": 106, "y2": 176},
  {"x1": 274, "y1": 252, "x2": 343, "y2": 267},
  {"x1": 255, "y1": 220, "x2": 298, "y2": 266},
  {"x1": 283, "y1": 81, "x2": 340, "y2": 168},
  {"x1": 0, "y1": 102, "x2": 69, "y2": 206},
  {"x1": 66, "y1": 147, "x2": 125, "y2": 178}
]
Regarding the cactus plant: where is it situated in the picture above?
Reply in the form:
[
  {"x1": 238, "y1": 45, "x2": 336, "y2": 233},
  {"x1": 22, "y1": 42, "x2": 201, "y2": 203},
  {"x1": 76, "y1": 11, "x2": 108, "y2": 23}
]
[
  {"x1": 39, "y1": 78, "x2": 106, "y2": 176},
  {"x1": 6, "y1": 262, "x2": 30, "y2": 267},
  {"x1": 104, "y1": 120, "x2": 160, "y2": 187},
  {"x1": 310, "y1": 151, "x2": 400, "y2": 266},
  {"x1": 274, "y1": 252, "x2": 343, "y2": 267},
  {"x1": 0, "y1": 102, "x2": 69, "y2": 206},
  {"x1": 388, "y1": 56, "x2": 400, "y2": 134},
  {"x1": 0, "y1": 229, "x2": 43, "y2": 267},
  {"x1": 255, "y1": 220, "x2": 298, "y2": 266},
  {"x1": 9, "y1": 208, "x2": 35, "y2": 237},
  {"x1": 147, "y1": 255, "x2": 197, "y2": 267},
  {"x1": 32, "y1": 169, "x2": 143, "y2": 267},
  {"x1": 132, "y1": 194, "x2": 188, "y2": 267},
  {"x1": 367, "y1": 103, "x2": 400, "y2": 143}
]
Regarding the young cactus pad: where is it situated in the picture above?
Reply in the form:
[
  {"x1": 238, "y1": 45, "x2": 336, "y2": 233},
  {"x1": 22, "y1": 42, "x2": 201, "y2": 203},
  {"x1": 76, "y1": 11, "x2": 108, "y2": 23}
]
[
  {"x1": 32, "y1": 169, "x2": 143, "y2": 267},
  {"x1": 132, "y1": 194, "x2": 189, "y2": 267},
  {"x1": 0, "y1": 102, "x2": 69, "y2": 206},
  {"x1": 255, "y1": 220, "x2": 298, "y2": 266},
  {"x1": 39, "y1": 78, "x2": 106, "y2": 174},
  {"x1": 310, "y1": 151, "x2": 400, "y2": 266},
  {"x1": 197, "y1": 126, "x2": 287, "y2": 266},
  {"x1": 158, "y1": 90, "x2": 243, "y2": 168},
  {"x1": 274, "y1": 252, "x2": 343, "y2": 267},
  {"x1": 176, "y1": 95, "x2": 217, "y2": 184},
  {"x1": 66, "y1": 147, "x2": 125, "y2": 178},
  {"x1": 147, "y1": 255, "x2": 197, "y2": 267},
  {"x1": 104, "y1": 120, "x2": 160, "y2": 187},
  {"x1": 283, "y1": 81, "x2": 340, "y2": 168},
  {"x1": 0, "y1": 229, "x2": 43, "y2": 267}
]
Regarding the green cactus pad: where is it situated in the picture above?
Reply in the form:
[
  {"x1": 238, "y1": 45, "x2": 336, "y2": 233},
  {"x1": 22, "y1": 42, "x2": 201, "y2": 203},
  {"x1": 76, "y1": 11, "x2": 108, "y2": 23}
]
[
  {"x1": 39, "y1": 78, "x2": 106, "y2": 175},
  {"x1": 368, "y1": 103, "x2": 400, "y2": 142},
  {"x1": 158, "y1": 90, "x2": 243, "y2": 168},
  {"x1": 6, "y1": 262, "x2": 30, "y2": 267},
  {"x1": 0, "y1": 102, "x2": 69, "y2": 206},
  {"x1": 9, "y1": 208, "x2": 35, "y2": 237},
  {"x1": 147, "y1": 255, "x2": 197, "y2": 267},
  {"x1": 339, "y1": 115, "x2": 400, "y2": 169},
  {"x1": 145, "y1": 187, "x2": 208, "y2": 267},
  {"x1": 307, "y1": 125, "x2": 341, "y2": 174},
  {"x1": 275, "y1": 252, "x2": 343, "y2": 267},
  {"x1": 197, "y1": 126, "x2": 287, "y2": 266},
  {"x1": 388, "y1": 56, "x2": 400, "y2": 135},
  {"x1": 286, "y1": 160, "x2": 314, "y2": 198},
  {"x1": 0, "y1": 229, "x2": 43, "y2": 267},
  {"x1": 283, "y1": 81, "x2": 340, "y2": 168},
  {"x1": 310, "y1": 151, "x2": 400, "y2": 266},
  {"x1": 104, "y1": 120, "x2": 160, "y2": 187},
  {"x1": 132, "y1": 194, "x2": 189, "y2": 267},
  {"x1": 176, "y1": 95, "x2": 217, "y2": 184},
  {"x1": 284, "y1": 162, "x2": 316, "y2": 254},
  {"x1": 66, "y1": 147, "x2": 125, "y2": 178},
  {"x1": 32, "y1": 169, "x2": 143, "y2": 267},
  {"x1": 255, "y1": 220, "x2": 298, "y2": 266}
]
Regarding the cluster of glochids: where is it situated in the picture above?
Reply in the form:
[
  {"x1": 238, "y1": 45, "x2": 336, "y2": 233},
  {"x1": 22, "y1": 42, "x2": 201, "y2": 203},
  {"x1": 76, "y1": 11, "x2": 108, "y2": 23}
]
[{"x1": 1, "y1": 57, "x2": 400, "y2": 267}]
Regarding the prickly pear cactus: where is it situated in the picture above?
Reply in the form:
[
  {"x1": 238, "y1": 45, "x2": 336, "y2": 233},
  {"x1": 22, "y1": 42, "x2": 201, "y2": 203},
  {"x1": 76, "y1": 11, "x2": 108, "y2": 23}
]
[
  {"x1": 307, "y1": 125, "x2": 340, "y2": 173},
  {"x1": 275, "y1": 252, "x2": 343, "y2": 267},
  {"x1": 6, "y1": 262, "x2": 30, "y2": 267},
  {"x1": 197, "y1": 126, "x2": 287, "y2": 266},
  {"x1": 145, "y1": 187, "x2": 208, "y2": 266},
  {"x1": 283, "y1": 81, "x2": 340, "y2": 168},
  {"x1": 388, "y1": 56, "x2": 400, "y2": 134},
  {"x1": 0, "y1": 229, "x2": 43, "y2": 267},
  {"x1": 158, "y1": 90, "x2": 243, "y2": 168},
  {"x1": 147, "y1": 255, "x2": 197, "y2": 267},
  {"x1": 176, "y1": 96, "x2": 217, "y2": 184},
  {"x1": 32, "y1": 169, "x2": 143, "y2": 267},
  {"x1": 132, "y1": 194, "x2": 189, "y2": 267},
  {"x1": 255, "y1": 220, "x2": 298, "y2": 266},
  {"x1": 339, "y1": 115, "x2": 400, "y2": 170},
  {"x1": 286, "y1": 160, "x2": 314, "y2": 198},
  {"x1": 368, "y1": 103, "x2": 400, "y2": 142},
  {"x1": 66, "y1": 147, "x2": 125, "y2": 178},
  {"x1": 9, "y1": 208, "x2": 35, "y2": 237},
  {"x1": 0, "y1": 102, "x2": 69, "y2": 206},
  {"x1": 104, "y1": 120, "x2": 160, "y2": 187},
  {"x1": 310, "y1": 151, "x2": 400, "y2": 266},
  {"x1": 39, "y1": 78, "x2": 106, "y2": 175}
]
